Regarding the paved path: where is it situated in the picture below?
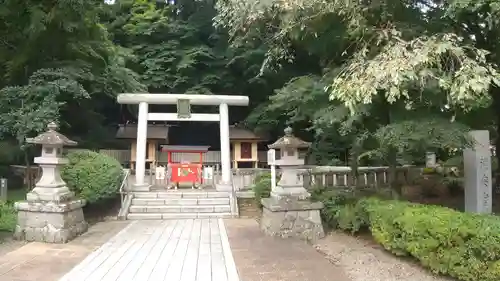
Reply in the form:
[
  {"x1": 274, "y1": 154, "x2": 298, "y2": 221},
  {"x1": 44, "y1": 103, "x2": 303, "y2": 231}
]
[
  {"x1": 0, "y1": 219, "x2": 351, "y2": 281},
  {"x1": 58, "y1": 219, "x2": 239, "y2": 281},
  {"x1": 0, "y1": 221, "x2": 129, "y2": 281},
  {"x1": 225, "y1": 219, "x2": 351, "y2": 281}
]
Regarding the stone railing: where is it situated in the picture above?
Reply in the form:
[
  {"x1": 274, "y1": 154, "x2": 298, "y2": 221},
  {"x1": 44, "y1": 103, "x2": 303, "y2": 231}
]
[
  {"x1": 231, "y1": 168, "x2": 275, "y2": 191},
  {"x1": 227, "y1": 166, "x2": 419, "y2": 191},
  {"x1": 135, "y1": 165, "x2": 419, "y2": 191},
  {"x1": 300, "y1": 166, "x2": 418, "y2": 189}
]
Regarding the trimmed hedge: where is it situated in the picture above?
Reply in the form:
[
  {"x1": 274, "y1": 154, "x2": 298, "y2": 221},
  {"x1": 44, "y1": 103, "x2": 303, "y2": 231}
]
[
  {"x1": 365, "y1": 199, "x2": 500, "y2": 281},
  {"x1": 315, "y1": 188, "x2": 500, "y2": 281},
  {"x1": 61, "y1": 150, "x2": 123, "y2": 204}
]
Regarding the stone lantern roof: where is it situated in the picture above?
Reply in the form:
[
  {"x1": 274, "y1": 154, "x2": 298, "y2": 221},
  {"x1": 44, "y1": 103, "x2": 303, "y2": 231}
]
[
  {"x1": 26, "y1": 122, "x2": 77, "y2": 146},
  {"x1": 268, "y1": 127, "x2": 310, "y2": 149}
]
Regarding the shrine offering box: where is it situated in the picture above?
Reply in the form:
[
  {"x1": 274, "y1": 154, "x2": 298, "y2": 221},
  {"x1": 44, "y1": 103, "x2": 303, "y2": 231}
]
[{"x1": 160, "y1": 145, "x2": 210, "y2": 188}]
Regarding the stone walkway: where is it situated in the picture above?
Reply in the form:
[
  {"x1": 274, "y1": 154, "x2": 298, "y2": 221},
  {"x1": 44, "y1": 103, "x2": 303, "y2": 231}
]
[
  {"x1": 58, "y1": 219, "x2": 239, "y2": 281},
  {"x1": 0, "y1": 219, "x2": 351, "y2": 281},
  {"x1": 225, "y1": 219, "x2": 351, "y2": 281},
  {"x1": 0, "y1": 221, "x2": 128, "y2": 281}
]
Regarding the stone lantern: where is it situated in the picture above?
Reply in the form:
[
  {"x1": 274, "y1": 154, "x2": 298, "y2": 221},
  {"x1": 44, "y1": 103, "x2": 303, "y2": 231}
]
[
  {"x1": 14, "y1": 122, "x2": 88, "y2": 243},
  {"x1": 260, "y1": 127, "x2": 325, "y2": 242},
  {"x1": 268, "y1": 126, "x2": 311, "y2": 199}
]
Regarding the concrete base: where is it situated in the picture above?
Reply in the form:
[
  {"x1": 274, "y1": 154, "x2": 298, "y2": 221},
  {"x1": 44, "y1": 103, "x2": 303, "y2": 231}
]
[
  {"x1": 216, "y1": 182, "x2": 233, "y2": 192},
  {"x1": 13, "y1": 199, "x2": 88, "y2": 243},
  {"x1": 260, "y1": 197, "x2": 325, "y2": 242}
]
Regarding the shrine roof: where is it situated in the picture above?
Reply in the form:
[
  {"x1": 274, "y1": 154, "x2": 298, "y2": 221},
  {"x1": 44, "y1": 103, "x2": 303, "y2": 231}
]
[
  {"x1": 26, "y1": 122, "x2": 77, "y2": 146},
  {"x1": 229, "y1": 126, "x2": 266, "y2": 141},
  {"x1": 268, "y1": 127, "x2": 310, "y2": 149},
  {"x1": 116, "y1": 123, "x2": 264, "y2": 141},
  {"x1": 160, "y1": 145, "x2": 210, "y2": 152},
  {"x1": 116, "y1": 124, "x2": 169, "y2": 140}
]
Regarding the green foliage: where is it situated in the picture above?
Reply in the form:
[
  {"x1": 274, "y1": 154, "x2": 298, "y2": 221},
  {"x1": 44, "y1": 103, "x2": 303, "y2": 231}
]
[
  {"x1": 0, "y1": 74, "x2": 64, "y2": 146},
  {"x1": 331, "y1": 33, "x2": 498, "y2": 114},
  {"x1": 316, "y1": 188, "x2": 500, "y2": 281},
  {"x1": 358, "y1": 118, "x2": 474, "y2": 165},
  {"x1": 252, "y1": 172, "x2": 272, "y2": 207},
  {"x1": 215, "y1": 0, "x2": 500, "y2": 173},
  {"x1": 0, "y1": 202, "x2": 16, "y2": 233},
  {"x1": 0, "y1": 0, "x2": 145, "y2": 149},
  {"x1": 310, "y1": 185, "x2": 391, "y2": 232},
  {"x1": 106, "y1": 0, "x2": 234, "y2": 95},
  {"x1": 366, "y1": 199, "x2": 500, "y2": 281},
  {"x1": 61, "y1": 150, "x2": 123, "y2": 204},
  {"x1": 310, "y1": 185, "x2": 366, "y2": 231}
]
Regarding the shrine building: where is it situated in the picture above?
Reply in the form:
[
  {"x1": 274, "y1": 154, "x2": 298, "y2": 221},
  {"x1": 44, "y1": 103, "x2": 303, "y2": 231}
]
[{"x1": 115, "y1": 123, "x2": 265, "y2": 170}]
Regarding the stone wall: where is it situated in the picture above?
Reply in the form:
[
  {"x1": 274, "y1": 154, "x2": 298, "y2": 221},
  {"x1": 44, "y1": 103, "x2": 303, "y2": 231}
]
[{"x1": 237, "y1": 198, "x2": 261, "y2": 219}]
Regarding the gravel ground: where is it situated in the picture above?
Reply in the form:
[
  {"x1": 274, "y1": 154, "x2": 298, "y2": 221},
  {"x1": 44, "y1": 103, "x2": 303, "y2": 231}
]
[
  {"x1": 0, "y1": 234, "x2": 27, "y2": 256},
  {"x1": 314, "y1": 232, "x2": 456, "y2": 281}
]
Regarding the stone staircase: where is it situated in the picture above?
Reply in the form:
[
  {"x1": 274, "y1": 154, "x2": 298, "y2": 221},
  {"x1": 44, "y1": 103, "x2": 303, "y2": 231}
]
[{"x1": 125, "y1": 191, "x2": 234, "y2": 220}]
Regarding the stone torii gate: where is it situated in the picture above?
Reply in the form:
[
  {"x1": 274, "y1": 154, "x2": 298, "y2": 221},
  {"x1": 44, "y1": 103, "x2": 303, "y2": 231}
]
[{"x1": 117, "y1": 93, "x2": 249, "y2": 192}]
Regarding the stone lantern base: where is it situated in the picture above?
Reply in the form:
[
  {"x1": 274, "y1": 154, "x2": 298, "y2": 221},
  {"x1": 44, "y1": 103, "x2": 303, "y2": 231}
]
[
  {"x1": 13, "y1": 193, "x2": 88, "y2": 244},
  {"x1": 260, "y1": 196, "x2": 325, "y2": 242}
]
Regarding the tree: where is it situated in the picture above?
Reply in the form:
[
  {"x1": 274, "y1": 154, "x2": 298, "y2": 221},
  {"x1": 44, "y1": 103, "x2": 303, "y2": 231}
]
[
  {"x1": 214, "y1": 0, "x2": 500, "y2": 194},
  {"x1": 104, "y1": 0, "x2": 234, "y2": 95},
  {"x1": 0, "y1": 0, "x2": 145, "y2": 143}
]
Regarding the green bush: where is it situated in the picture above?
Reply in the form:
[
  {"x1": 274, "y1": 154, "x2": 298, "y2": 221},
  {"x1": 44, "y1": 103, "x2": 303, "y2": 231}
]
[
  {"x1": 311, "y1": 185, "x2": 390, "y2": 232},
  {"x1": 321, "y1": 194, "x2": 500, "y2": 281},
  {"x1": 61, "y1": 150, "x2": 123, "y2": 204},
  {"x1": 252, "y1": 172, "x2": 273, "y2": 207},
  {"x1": 311, "y1": 186, "x2": 360, "y2": 231},
  {"x1": 0, "y1": 202, "x2": 16, "y2": 232},
  {"x1": 367, "y1": 199, "x2": 500, "y2": 281}
]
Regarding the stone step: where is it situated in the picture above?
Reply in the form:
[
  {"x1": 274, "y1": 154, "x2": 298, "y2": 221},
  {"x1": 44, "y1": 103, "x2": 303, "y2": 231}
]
[
  {"x1": 131, "y1": 198, "x2": 230, "y2": 206},
  {"x1": 132, "y1": 191, "x2": 229, "y2": 199},
  {"x1": 129, "y1": 205, "x2": 232, "y2": 213},
  {"x1": 126, "y1": 212, "x2": 233, "y2": 220}
]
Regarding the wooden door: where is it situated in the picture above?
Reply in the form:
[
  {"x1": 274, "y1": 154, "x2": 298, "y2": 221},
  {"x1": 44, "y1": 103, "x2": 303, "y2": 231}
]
[{"x1": 240, "y1": 142, "x2": 252, "y2": 159}]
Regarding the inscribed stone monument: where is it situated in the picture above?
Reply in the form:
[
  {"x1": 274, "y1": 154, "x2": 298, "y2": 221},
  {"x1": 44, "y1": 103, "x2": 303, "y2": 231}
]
[
  {"x1": 14, "y1": 122, "x2": 88, "y2": 243},
  {"x1": 260, "y1": 127, "x2": 325, "y2": 242},
  {"x1": 463, "y1": 130, "x2": 492, "y2": 214}
]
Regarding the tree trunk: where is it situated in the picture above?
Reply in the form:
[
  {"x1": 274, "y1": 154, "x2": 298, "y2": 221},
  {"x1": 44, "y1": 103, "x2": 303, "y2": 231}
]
[
  {"x1": 24, "y1": 149, "x2": 32, "y2": 191},
  {"x1": 379, "y1": 93, "x2": 400, "y2": 198},
  {"x1": 387, "y1": 148, "x2": 401, "y2": 199},
  {"x1": 349, "y1": 144, "x2": 359, "y2": 188},
  {"x1": 492, "y1": 85, "x2": 500, "y2": 193}
]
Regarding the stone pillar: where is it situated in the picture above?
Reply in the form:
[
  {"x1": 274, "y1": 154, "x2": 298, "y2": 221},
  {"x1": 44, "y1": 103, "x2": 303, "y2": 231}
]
[
  {"x1": 425, "y1": 152, "x2": 436, "y2": 168},
  {"x1": 134, "y1": 101, "x2": 150, "y2": 191},
  {"x1": 14, "y1": 122, "x2": 88, "y2": 243},
  {"x1": 0, "y1": 179, "x2": 7, "y2": 202},
  {"x1": 463, "y1": 130, "x2": 492, "y2": 214},
  {"x1": 260, "y1": 127, "x2": 324, "y2": 242},
  {"x1": 217, "y1": 103, "x2": 233, "y2": 191}
]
